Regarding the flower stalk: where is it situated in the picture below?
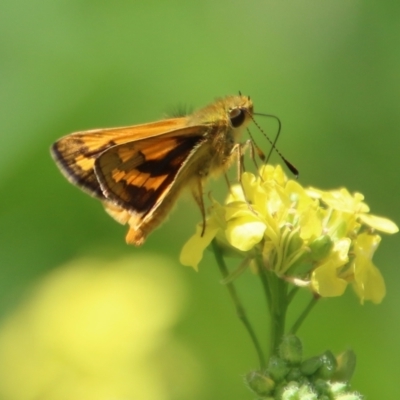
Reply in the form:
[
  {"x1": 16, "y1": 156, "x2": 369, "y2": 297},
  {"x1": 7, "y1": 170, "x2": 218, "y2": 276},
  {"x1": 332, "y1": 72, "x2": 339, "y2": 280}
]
[{"x1": 212, "y1": 239, "x2": 266, "y2": 369}]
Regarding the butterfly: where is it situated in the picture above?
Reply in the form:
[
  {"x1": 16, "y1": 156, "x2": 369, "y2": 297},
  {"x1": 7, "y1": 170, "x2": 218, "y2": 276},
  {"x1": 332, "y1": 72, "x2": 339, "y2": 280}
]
[{"x1": 51, "y1": 95, "x2": 255, "y2": 245}]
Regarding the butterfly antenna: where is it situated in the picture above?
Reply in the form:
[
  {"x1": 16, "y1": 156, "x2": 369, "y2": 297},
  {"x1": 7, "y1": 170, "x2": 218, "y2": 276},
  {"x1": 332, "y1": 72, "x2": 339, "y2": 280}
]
[{"x1": 251, "y1": 112, "x2": 299, "y2": 177}]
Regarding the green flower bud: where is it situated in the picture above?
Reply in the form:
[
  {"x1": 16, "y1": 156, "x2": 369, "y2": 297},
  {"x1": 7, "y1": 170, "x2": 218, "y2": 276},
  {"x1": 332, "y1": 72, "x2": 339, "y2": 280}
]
[
  {"x1": 245, "y1": 370, "x2": 275, "y2": 397},
  {"x1": 333, "y1": 350, "x2": 356, "y2": 382},
  {"x1": 309, "y1": 235, "x2": 334, "y2": 261},
  {"x1": 301, "y1": 356, "x2": 323, "y2": 376},
  {"x1": 316, "y1": 351, "x2": 337, "y2": 379},
  {"x1": 313, "y1": 379, "x2": 330, "y2": 395},
  {"x1": 279, "y1": 335, "x2": 303, "y2": 365},
  {"x1": 287, "y1": 231, "x2": 304, "y2": 255},
  {"x1": 297, "y1": 375, "x2": 311, "y2": 387},
  {"x1": 268, "y1": 356, "x2": 290, "y2": 382},
  {"x1": 286, "y1": 367, "x2": 302, "y2": 382},
  {"x1": 285, "y1": 255, "x2": 312, "y2": 276}
]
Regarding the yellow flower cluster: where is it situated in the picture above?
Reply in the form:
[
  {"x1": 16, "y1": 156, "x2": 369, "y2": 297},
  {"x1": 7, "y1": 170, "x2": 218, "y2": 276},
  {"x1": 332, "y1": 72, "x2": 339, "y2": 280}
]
[{"x1": 180, "y1": 165, "x2": 398, "y2": 304}]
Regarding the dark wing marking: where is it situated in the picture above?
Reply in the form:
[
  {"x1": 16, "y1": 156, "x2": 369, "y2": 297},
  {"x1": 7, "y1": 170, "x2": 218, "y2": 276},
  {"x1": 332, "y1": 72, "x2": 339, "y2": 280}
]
[
  {"x1": 94, "y1": 129, "x2": 205, "y2": 213},
  {"x1": 50, "y1": 117, "x2": 188, "y2": 199}
]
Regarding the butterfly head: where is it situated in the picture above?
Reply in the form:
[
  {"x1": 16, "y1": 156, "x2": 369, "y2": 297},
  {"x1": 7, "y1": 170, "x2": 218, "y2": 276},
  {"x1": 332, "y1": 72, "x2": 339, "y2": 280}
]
[
  {"x1": 188, "y1": 94, "x2": 254, "y2": 132},
  {"x1": 226, "y1": 95, "x2": 254, "y2": 129}
]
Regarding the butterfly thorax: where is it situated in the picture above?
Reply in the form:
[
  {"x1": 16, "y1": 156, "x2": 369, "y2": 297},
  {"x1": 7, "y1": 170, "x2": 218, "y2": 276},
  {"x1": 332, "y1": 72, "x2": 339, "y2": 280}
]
[
  {"x1": 51, "y1": 94, "x2": 254, "y2": 246},
  {"x1": 185, "y1": 95, "x2": 254, "y2": 178}
]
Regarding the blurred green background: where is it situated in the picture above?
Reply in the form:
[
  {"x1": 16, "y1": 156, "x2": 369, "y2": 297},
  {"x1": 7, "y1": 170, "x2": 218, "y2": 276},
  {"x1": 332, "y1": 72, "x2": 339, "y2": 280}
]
[{"x1": 1, "y1": 0, "x2": 400, "y2": 399}]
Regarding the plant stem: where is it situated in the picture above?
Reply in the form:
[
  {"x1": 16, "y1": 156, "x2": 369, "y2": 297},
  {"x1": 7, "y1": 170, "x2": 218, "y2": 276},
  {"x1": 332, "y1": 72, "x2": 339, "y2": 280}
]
[
  {"x1": 267, "y1": 270, "x2": 288, "y2": 357},
  {"x1": 287, "y1": 286, "x2": 300, "y2": 304},
  {"x1": 256, "y1": 256, "x2": 272, "y2": 313},
  {"x1": 212, "y1": 240, "x2": 266, "y2": 369},
  {"x1": 289, "y1": 296, "x2": 319, "y2": 334},
  {"x1": 255, "y1": 256, "x2": 288, "y2": 359}
]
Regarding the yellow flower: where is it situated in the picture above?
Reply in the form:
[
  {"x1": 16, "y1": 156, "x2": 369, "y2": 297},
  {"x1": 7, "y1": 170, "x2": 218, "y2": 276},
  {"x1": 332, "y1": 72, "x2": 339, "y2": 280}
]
[
  {"x1": 349, "y1": 233, "x2": 386, "y2": 304},
  {"x1": 180, "y1": 205, "x2": 223, "y2": 271},
  {"x1": 307, "y1": 187, "x2": 399, "y2": 235},
  {"x1": 311, "y1": 238, "x2": 351, "y2": 297},
  {"x1": 179, "y1": 195, "x2": 267, "y2": 270},
  {"x1": 180, "y1": 165, "x2": 398, "y2": 304}
]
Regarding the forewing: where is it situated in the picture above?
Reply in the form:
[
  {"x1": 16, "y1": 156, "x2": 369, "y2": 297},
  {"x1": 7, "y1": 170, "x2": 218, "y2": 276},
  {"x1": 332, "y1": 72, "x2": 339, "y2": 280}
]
[
  {"x1": 50, "y1": 117, "x2": 187, "y2": 198},
  {"x1": 94, "y1": 126, "x2": 206, "y2": 214}
]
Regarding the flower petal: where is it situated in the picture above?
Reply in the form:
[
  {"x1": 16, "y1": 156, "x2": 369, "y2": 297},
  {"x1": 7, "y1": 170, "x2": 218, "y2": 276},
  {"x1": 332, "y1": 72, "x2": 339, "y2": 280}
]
[
  {"x1": 179, "y1": 219, "x2": 220, "y2": 270},
  {"x1": 350, "y1": 233, "x2": 386, "y2": 303},
  {"x1": 351, "y1": 258, "x2": 386, "y2": 304},
  {"x1": 311, "y1": 259, "x2": 348, "y2": 297},
  {"x1": 359, "y1": 214, "x2": 399, "y2": 234},
  {"x1": 225, "y1": 217, "x2": 266, "y2": 251}
]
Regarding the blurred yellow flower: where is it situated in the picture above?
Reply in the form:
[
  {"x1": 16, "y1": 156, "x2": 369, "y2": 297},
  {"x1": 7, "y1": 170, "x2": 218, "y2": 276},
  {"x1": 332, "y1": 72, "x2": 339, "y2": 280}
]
[
  {"x1": 180, "y1": 165, "x2": 398, "y2": 304},
  {"x1": 0, "y1": 256, "x2": 201, "y2": 400}
]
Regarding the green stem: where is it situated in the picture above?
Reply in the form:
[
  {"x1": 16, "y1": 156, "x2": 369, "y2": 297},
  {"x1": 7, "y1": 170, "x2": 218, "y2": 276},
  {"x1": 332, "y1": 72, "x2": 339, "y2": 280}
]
[
  {"x1": 268, "y1": 270, "x2": 288, "y2": 357},
  {"x1": 287, "y1": 286, "x2": 300, "y2": 304},
  {"x1": 211, "y1": 240, "x2": 266, "y2": 369},
  {"x1": 256, "y1": 256, "x2": 288, "y2": 358},
  {"x1": 256, "y1": 255, "x2": 272, "y2": 313},
  {"x1": 289, "y1": 296, "x2": 319, "y2": 334}
]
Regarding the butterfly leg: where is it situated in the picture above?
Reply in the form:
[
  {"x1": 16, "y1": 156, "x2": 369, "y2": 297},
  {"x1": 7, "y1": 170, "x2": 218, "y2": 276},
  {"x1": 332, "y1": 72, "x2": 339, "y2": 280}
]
[
  {"x1": 232, "y1": 143, "x2": 258, "y2": 215},
  {"x1": 223, "y1": 172, "x2": 233, "y2": 194},
  {"x1": 192, "y1": 177, "x2": 207, "y2": 237},
  {"x1": 245, "y1": 138, "x2": 264, "y2": 181},
  {"x1": 233, "y1": 142, "x2": 245, "y2": 178}
]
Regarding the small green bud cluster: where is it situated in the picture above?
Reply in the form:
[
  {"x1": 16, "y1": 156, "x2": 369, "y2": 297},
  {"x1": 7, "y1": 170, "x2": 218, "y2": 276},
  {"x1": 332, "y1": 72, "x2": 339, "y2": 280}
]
[{"x1": 245, "y1": 335, "x2": 362, "y2": 400}]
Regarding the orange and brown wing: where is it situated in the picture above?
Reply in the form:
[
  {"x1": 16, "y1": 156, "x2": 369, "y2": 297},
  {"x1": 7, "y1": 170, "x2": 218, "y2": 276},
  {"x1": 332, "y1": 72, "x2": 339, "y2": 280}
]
[
  {"x1": 94, "y1": 126, "x2": 206, "y2": 214},
  {"x1": 50, "y1": 117, "x2": 187, "y2": 199}
]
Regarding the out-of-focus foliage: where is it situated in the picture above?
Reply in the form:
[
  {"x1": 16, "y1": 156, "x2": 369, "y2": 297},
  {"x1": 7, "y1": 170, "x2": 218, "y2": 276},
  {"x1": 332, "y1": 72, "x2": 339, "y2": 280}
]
[{"x1": 1, "y1": 1, "x2": 399, "y2": 399}]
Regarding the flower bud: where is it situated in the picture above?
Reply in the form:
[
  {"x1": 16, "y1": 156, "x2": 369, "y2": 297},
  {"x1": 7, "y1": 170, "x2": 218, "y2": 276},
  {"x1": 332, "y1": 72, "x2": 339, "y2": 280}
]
[
  {"x1": 245, "y1": 370, "x2": 275, "y2": 397},
  {"x1": 333, "y1": 350, "x2": 356, "y2": 382},
  {"x1": 279, "y1": 335, "x2": 303, "y2": 365},
  {"x1": 286, "y1": 367, "x2": 302, "y2": 382},
  {"x1": 268, "y1": 356, "x2": 290, "y2": 381},
  {"x1": 309, "y1": 235, "x2": 333, "y2": 261},
  {"x1": 316, "y1": 351, "x2": 337, "y2": 379},
  {"x1": 287, "y1": 231, "x2": 304, "y2": 255},
  {"x1": 301, "y1": 356, "x2": 323, "y2": 376},
  {"x1": 314, "y1": 378, "x2": 330, "y2": 395}
]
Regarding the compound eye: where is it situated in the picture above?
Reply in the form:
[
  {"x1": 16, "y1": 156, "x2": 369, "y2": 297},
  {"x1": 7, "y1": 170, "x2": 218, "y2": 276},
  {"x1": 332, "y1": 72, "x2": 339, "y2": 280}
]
[{"x1": 229, "y1": 108, "x2": 246, "y2": 128}]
